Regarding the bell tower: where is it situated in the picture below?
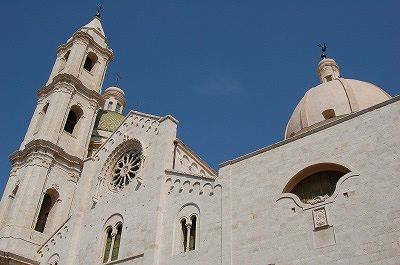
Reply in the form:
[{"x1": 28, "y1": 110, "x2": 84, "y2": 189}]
[{"x1": 0, "y1": 14, "x2": 112, "y2": 264}]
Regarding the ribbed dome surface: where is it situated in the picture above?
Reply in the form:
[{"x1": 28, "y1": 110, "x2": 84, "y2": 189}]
[
  {"x1": 285, "y1": 78, "x2": 391, "y2": 139},
  {"x1": 94, "y1": 110, "x2": 125, "y2": 132}
]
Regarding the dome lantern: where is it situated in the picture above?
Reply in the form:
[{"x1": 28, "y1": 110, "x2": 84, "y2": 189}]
[
  {"x1": 103, "y1": 86, "x2": 126, "y2": 114},
  {"x1": 317, "y1": 58, "x2": 340, "y2": 83}
]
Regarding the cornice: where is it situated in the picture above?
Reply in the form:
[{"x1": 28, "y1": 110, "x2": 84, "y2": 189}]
[
  {"x1": 57, "y1": 31, "x2": 113, "y2": 61},
  {"x1": 38, "y1": 73, "x2": 105, "y2": 107},
  {"x1": 10, "y1": 139, "x2": 83, "y2": 170},
  {"x1": 165, "y1": 169, "x2": 216, "y2": 182},
  {"x1": 0, "y1": 251, "x2": 39, "y2": 265}
]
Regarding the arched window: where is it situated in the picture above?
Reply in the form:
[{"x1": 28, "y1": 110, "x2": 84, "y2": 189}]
[
  {"x1": 284, "y1": 163, "x2": 350, "y2": 204},
  {"x1": 189, "y1": 216, "x2": 197, "y2": 251},
  {"x1": 10, "y1": 182, "x2": 19, "y2": 198},
  {"x1": 102, "y1": 227, "x2": 113, "y2": 263},
  {"x1": 176, "y1": 204, "x2": 199, "y2": 254},
  {"x1": 291, "y1": 171, "x2": 343, "y2": 203},
  {"x1": 102, "y1": 214, "x2": 123, "y2": 263},
  {"x1": 107, "y1": 101, "x2": 113, "y2": 110},
  {"x1": 34, "y1": 103, "x2": 49, "y2": 134},
  {"x1": 64, "y1": 50, "x2": 70, "y2": 62},
  {"x1": 180, "y1": 219, "x2": 187, "y2": 253},
  {"x1": 111, "y1": 224, "x2": 122, "y2": 261},
  {"x1": 115, "y1": 103, "x2": 121, "y2": 113},
  {"x1": 84, "y1": 52, "x2": 98, "y2": 72},
  {"x1": 64, "y1": 105, "x2": 83, "y2": 134},
  {"x1": 35, "y1": 189, "x2": 59, "y2": 233}
]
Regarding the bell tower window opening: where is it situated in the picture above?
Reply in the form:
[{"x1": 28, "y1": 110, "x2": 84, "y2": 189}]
[
  {"x1": 64, "y1": 105, "x2": 83, "y2": 134},
  {"x1": 34, "y1": 103, "x2": 49, "y2": 134},
  {"x1": 64, "y1": 50, "x2": 70, "y2": 62},
  {"x1": 10, "y1": 183, "x2": 19, "y2": 198},
  {"x1": 84, "y1": 52, "x2": 98, "y2": 72},
  {"x1": 34, "y1": 189, "x2": 59, "y2": 233}
]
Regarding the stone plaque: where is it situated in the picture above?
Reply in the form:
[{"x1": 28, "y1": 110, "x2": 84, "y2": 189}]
[{"x1": 312, "y1": 207, "x2": 329, "y2": 229}]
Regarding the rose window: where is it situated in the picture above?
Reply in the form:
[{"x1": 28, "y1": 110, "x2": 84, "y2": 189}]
[{"x1": 111, "y1": 150, "x2": 141, "y2": 190}]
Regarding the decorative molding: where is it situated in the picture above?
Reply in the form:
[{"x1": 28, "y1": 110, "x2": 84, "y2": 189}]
[
  {"x1": 10, "y1": 139, "x2": 83, "y2": 172},
  {"x1": 57, "y1": 31, "x2": 113, "y2": 60},
  {"x1": 165, "y1": 170, "x2": 221, "y2": 196},
  {"x1": 53, "y1": 84, "x2": 74, "y2": 95},
  {"x1": 38, "y1": 73, "x2": 105, "y2": 107},
  {"x1": 0, "y1": 251, "x2": 40, "y2": 265},
  {"x1": 130, "y1": 116, "x2": 160, "y2": 135},
  {"x1": 306, "y1": 195, "x2": 329, "y2": 205}
]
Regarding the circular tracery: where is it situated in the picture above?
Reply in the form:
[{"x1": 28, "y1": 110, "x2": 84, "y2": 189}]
[{"x1": 110, "y1": 150, "x2": 141, "y2": 191}]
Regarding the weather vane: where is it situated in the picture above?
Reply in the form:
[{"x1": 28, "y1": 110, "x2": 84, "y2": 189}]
[
  {"x1": 318, "y1": 43, "x2": 327, "y2": 59},
  {"x1": 96, "y1": 4, "x2": 104, "y2": 18},
  {"x1": 115, "y1": 73, "x2": 122, "y2": 87}
]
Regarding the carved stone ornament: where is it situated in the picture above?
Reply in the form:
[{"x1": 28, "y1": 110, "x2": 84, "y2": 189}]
[
  {"x1": 306, "y1": 195, "x2": 329, "y2": 205},
  {"x1": 312, "y1": 207, "x2": 329, "y2": 229},
  {"x1": 110, "y1": 150, "x2": 142, "y2": 191}
]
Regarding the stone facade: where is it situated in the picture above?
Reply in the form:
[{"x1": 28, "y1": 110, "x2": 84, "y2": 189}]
[{"x1": 0, "y1": 15, "x2": 399, "y2": 265}]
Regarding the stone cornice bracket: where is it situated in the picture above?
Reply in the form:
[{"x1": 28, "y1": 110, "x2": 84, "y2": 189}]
[
  {"x1": 37, "y1": 73, "x2": 105, "y2": 107},
  {"x1": 10, "y1": 139, "x2": 83, "y2": 170},
  {"x1": 57, "y1": 31, "x2": 113, "y2": 61}
]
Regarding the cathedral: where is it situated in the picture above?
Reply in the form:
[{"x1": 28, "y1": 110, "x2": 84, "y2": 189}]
[{"x1": 0, "y1": 13, "x2": 399, "y2": 265}]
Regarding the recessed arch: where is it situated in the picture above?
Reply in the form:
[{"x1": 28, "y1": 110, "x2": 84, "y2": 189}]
[
  {"x1": 84, "y1": 52, "x2": 98, "y2": 72},
  {"x1": 64, "y1": 105, "x2": 83, "y2": 134},
  {"x1": 176, "y1": 203, "x2": 200, "y2": 254},
  {"x1": 102, "y1": 214, "x2": 124, "y2": 263},
  {"x1": 34, "y1": 188, "x2": 59, "y2": 233},
  {"x1": 283, "y1": 163, "x2": 351, "y2": 193},
  {"x1": 283, "y1": 163, "x2": 351, "y2": 204}
]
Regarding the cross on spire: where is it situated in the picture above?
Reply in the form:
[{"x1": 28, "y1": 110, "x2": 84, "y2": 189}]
[
  {"x1": 115, "y1": 73, "x2": 122, "y2": 87},
  {"x1": 318, "y1": 43, "x2": 327, "y2": 59},
  {"x1": 96, "y1": 4, "x2": 104, "y2": 18}
]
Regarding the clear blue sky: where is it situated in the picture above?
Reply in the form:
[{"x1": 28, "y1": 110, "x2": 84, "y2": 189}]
[{"x1": 0, "y1": 1, "x2": 399, "y2": 196}]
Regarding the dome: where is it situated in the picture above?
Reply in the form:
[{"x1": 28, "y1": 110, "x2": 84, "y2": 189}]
[
  {"x1": 94, "y1": 110, "x2": 125, "y2": 132},
  {"x1": 285, "y1": 58, "x2": 391, "y2": 139},
  {"x1": 104, "y1": 86, "x2": 125, "y2": 96}
]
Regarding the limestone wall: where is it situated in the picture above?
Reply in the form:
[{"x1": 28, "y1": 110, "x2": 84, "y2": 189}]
[{"x1": 219, "y1": 98, "x2": 400, "y2": 265}]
